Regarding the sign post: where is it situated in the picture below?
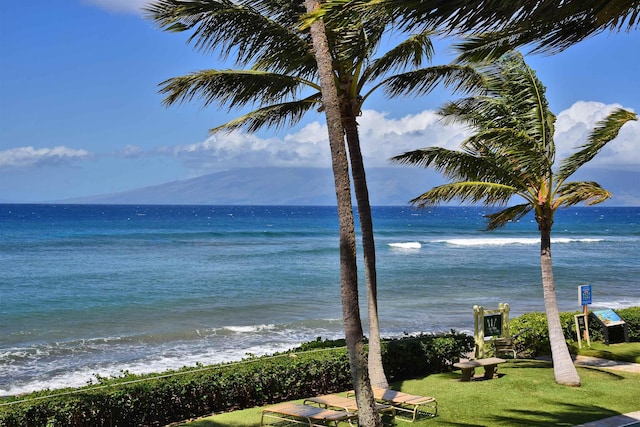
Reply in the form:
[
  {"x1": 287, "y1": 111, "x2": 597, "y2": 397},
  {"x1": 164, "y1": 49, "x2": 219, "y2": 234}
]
[
  {"x1": 574, "y1": 314, "x2": 590, "y2": 348},
  {"x1": 474, "y1": 303, "x2": 510, "y2": 358},
  {"x1": 577, "y1": 285, "x2": 592, "y2": 347}
]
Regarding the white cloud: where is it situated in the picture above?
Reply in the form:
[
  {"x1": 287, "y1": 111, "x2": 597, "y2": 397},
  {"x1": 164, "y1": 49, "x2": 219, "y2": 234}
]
[
  {"x1": 0, "y1": 146, "x2": 91, "y2": 168},
  {"x1": 168, "y1": 102, "x2": 636, "y2": 173},
  {"x1": 357, "y1": 109, "x2": 469, "y2": 166},
  {"x1": 82, "y1": 0, "x2": 151, "y2": 14},
  {"x1": 117, "y1": 145, "x2": 145, "y2": 158},
  {"x1": 554, "y1": 101, "x2": 639, "y2": 171},
  {"x1": 165, "y1": 109, "x2": 471, "y2": 173},
  {"x1": 168, "y1": 124, "x2": 331, "y2": 175}
]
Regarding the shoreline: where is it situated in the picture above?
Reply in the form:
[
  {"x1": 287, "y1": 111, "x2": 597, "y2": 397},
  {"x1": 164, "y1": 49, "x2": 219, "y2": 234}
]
[{"x1": 4, "y1": 303, "x2": 639, "y2": 399}]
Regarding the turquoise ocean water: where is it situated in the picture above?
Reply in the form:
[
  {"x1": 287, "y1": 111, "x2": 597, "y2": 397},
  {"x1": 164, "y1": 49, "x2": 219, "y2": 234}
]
[{"x1": 1, "y1": 204, "x2": 639, "y2": 395}]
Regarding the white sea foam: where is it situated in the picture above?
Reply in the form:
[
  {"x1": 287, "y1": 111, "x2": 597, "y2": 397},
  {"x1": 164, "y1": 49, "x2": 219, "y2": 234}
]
[
  {"x1": 222, "y1": 324, "x2": 276, "y2": 333},
  {"x1": 434, "y1": 237, "x2": 605, "y2": 246},
  {"x1": 591, "y1": 299, "x2": 640, "y2": 310},
  {"x1": 0, "y1": 334, "x2": 311, "y2": 396},
  {"x1": 388, "y1": 242, "x2": 422, "y2": 249}
]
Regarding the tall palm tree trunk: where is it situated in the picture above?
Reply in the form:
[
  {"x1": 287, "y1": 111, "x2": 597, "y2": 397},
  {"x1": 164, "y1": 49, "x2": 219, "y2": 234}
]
[
  {"x1": 538, "y1": 210, "x2": 581, "y2": 386},
  {"x1": 305, "y1": 1, "x2": 382, "y2": 425},
  {"x1": 343, "y1": 114, "x2": 389, "y2": 389}
]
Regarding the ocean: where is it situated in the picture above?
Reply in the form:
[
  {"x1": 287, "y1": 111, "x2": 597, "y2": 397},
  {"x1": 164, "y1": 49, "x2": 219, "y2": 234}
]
[{"x1": 1, "y1": 204, "x2": 639, "y2": 396}]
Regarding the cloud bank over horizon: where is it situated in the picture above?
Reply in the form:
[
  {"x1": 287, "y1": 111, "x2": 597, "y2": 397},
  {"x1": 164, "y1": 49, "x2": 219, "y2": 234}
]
[{"x1": 2, "y1": 101, "x2": 636, "y2": 177}]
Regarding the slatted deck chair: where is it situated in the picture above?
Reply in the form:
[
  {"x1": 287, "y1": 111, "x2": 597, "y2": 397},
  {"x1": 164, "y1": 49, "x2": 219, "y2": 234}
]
[
  {"x1": 348, "y1": 387, "x2": 437, "y2": 422},
  {"x1": 304, "y1": 393, "x2": 395, "y2": 420},
  {"x1": 260, "y1": 402, "x2": 357, "y2": 426},
  {"x1": 492, "y1": 337, "x2": 517, "y2": 359},
  {"x1": 491, "y1": 328, "x2": 532, "y2": 359}
]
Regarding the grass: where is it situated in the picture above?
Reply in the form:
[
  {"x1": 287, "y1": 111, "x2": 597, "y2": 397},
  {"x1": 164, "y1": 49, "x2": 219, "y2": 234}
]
[
  {"x1": 176, "y1": 345, "x2": 640, "y2": 427},
  {"x1": 574, "y1": 342, "x2": 640, "y2": 363}
]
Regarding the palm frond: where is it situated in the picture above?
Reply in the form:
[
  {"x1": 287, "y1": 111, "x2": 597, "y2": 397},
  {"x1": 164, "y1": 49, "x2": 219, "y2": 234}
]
[
  {"x1": 145, "y1": 0, "x2": 314, "y2": 75},
  {"x1": 409, "y1": 181, "x2": 517, "y2": 208},
  {"x1": 209, "y1": 95, "x2": 322, "y2": 134},
  {"x1": 391, "y1": 147, "x2": 478, "y2": 176},
  {"x1": 556, "y1": 108, "x2": 638, "y2": 182},
  {"x1": 484, "y1": 203, "x2": 532, "y2": 231},
  {"x1": 382, "y1": 64, "x2": 485, "y2": 98},
  {"x1": 304, "y1": 0, "x2": 380, "y2": 29},
  {"x1": 555, "y1": 181, "x2": 612, "y2": 207},
  {"x1": 442, "y1": 53, "x2": 556, "y2": 171},
  {"x1": 159, "y1": 69, "x2": 316, "y2": 110},
  {"x1": 315, "y1": 0, "x2": 640, "y2": 54},
  {"x1": 454, "y1": 31, "x2": 534, "y2": 64},
  {"x1": 391, "y1": 146, "x2": 517, "y2": 186},
  {"x1": 322, "y1": 7, "x2": 389, "y2": 75},
  {"x1": 462, "y1": 128, "x2": 548, "y2": 177},
  {"x1": 248, "y1": 0, "x2": 307, "y2": 29},
  {"x1": 364, "y1": 31, "x2": 435, "y2": 81}
]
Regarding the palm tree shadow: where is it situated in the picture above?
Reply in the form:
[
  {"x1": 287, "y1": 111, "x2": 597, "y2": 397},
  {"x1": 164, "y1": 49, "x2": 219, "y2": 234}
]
[
  {"x1": 507, "y1": 360, "x2": 552, "y2": 369},
  {"x1": 487, "y1": 402, "x2": 624, "y2": 426},
  {"x1": 184, "y1": 421, "x2": 223, "y2": 427},
  {"x1": 178, "y1": 420, "x2": 253, "y2": 427},
  {"x1": 576, "y1": 366, "x2": 628, "y2": 380}
]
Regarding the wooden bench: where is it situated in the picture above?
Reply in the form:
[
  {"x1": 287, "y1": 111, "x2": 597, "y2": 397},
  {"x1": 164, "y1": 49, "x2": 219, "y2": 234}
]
[{"x1": 453, "y1": 357, "x2": 506, "y2": 381}]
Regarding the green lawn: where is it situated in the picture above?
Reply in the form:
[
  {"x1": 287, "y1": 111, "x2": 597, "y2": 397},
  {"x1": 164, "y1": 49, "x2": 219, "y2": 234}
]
[
  {"x1": 178, "y1": 358, "x2": 639, "y2": 426},
  {"x1": 575, "y1": 342, "x2": 640, "y2": 363}
]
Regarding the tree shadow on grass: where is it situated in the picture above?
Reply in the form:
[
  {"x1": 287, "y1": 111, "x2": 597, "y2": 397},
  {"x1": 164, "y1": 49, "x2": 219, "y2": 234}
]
[
  {"x1": 576, "y1": 365, "x2": 628, "y2": 380},
  {"x1": 506, "y1": 360, "x2": 553, "y2": 369},
  {"x1": 486, "y1": 401, "x2": 624, "y2": 427},
  {"x1": 425, "y1": 402, "x2": 625, "y2": 427},
  {"x1": 176, "y1": 419, "x2": 254, "y2": 427}
]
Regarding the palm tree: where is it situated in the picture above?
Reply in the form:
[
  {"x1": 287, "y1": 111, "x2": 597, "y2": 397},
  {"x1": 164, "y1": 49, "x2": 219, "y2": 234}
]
[
  {"x1": 392, "y1": 51, "x2": 637, "y2": 386},
  {"x1": 146, "y1": 0, "x2": 477, "y2": 393},
  {"x1": 304, "y1": 1, "x2": 380, "y2": 423},
  {"x1": 315, "y1": 0, "x2": 639, "y2": 56}
]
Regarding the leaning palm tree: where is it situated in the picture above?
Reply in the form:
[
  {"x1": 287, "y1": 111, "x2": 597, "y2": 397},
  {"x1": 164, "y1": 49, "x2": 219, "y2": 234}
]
[
  {"x1": 392, "y1": 51, "x2": 637, "y2": 387},
  {"x1": 145, "y1": 0, "x2": 477, "y2": 394}
]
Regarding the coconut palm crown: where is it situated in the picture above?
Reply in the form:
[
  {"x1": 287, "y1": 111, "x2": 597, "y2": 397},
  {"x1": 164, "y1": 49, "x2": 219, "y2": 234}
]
[
  {"x1": 392, "y1": 51, "x2": 637, "y2": 386},
  {"x1": 313, "y1": 0, "x2": 640, "y2": 59}
]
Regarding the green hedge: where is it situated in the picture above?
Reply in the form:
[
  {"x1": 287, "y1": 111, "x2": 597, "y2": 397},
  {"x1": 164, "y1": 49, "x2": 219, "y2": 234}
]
[
  {"x1": 0, "y1": 331, "x2": 472, "y2": 427},
  {"x1": 509, "y1": 306, "x2": 639, "y2": 358},
  {"x1": 381, "y1": 331, "x2": 474, "y2": 380}
]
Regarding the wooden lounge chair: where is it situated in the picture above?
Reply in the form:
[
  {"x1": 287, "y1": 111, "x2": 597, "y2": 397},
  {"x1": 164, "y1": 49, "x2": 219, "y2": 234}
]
[
  {"x1": 304, "y1": 393, "x2": 395, "y2": 419},
  {"x1": 261, "y1": 402, "x2": 357, "y2": 426},
  {"x1": 348, "y1": 387, "x2": 437, "y2": 422}
]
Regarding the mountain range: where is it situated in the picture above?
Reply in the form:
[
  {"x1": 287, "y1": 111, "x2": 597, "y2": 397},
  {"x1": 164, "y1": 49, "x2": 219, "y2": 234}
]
[{"x1": 58, "y1": 166, "x2": 639, "y2": 206}]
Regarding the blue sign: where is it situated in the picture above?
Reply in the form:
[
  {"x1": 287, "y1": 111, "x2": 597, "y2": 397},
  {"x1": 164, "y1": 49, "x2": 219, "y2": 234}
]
[
  {"x1": 593, "y1": 309, "x2": 623, "y2": 325},
  {"x1": 579, "y1": 285, "x2": 592, "y2": 305}
]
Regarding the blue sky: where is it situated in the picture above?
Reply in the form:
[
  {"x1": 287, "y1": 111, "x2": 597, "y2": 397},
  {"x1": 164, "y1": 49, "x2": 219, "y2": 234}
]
[{"x1": 1, "y1": 0, "x2": 639, "y2": 204}]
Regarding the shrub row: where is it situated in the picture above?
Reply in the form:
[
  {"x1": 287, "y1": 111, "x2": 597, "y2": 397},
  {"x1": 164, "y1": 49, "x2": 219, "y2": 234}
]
[
  {"x1": 0, "y1": 331, "x2": 473, "y2": 427},
  {"x1": 509, "y1": 306, "x2": 639, "y2": 358}
]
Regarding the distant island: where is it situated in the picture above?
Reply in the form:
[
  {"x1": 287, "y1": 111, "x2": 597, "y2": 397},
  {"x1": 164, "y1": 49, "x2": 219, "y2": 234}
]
[{"x1": 50, "y1": 166, "x2": 639, "y2": 206}]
